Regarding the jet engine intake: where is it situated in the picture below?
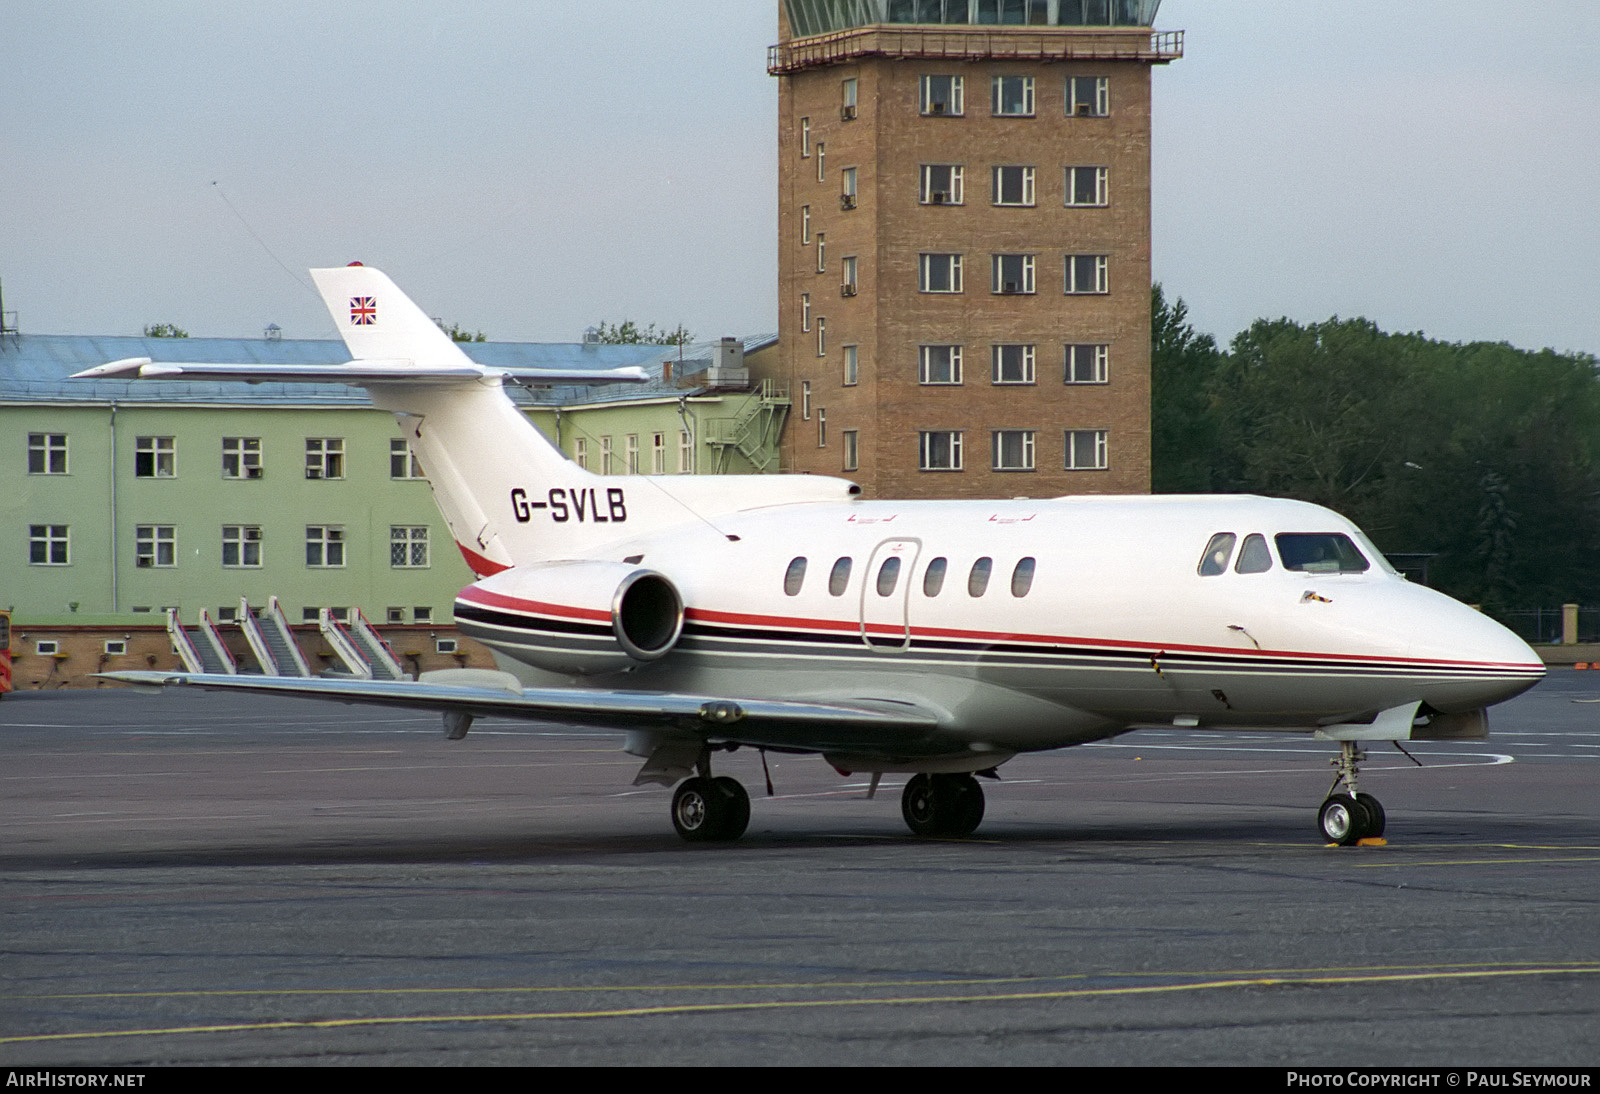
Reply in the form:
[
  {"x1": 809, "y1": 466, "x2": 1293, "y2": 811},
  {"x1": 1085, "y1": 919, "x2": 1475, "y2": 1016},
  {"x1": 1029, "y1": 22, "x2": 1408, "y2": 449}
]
[{"x1": 454, "y1": 560, "x2": 685, "y2": 676}]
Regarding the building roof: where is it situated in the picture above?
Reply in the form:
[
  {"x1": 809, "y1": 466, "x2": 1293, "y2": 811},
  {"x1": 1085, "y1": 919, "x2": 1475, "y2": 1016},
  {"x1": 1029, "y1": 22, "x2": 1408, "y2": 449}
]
[{"x1": 0, "y1": 333, "x2": 775, "y2": 408}]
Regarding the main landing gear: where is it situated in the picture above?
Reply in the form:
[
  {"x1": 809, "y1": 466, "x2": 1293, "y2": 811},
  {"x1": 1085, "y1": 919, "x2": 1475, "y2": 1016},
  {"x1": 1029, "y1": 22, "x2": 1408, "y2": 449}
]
[
  {"x1": 901, "y1": 773, "x2": 986, "y2": 838},
  {"x1": 1318, "y1": 741, "x2": 1387, "y2": 846},
  {"x1": 671, "y1": 775, "x2": 751, "y2": 842}
]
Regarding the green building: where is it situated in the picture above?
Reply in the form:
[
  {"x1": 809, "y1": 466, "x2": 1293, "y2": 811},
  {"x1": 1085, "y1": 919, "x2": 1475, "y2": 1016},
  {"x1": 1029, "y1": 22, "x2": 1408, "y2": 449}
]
[{"x1": 2, "y1": 332, "x2": 784, "y2": 685}]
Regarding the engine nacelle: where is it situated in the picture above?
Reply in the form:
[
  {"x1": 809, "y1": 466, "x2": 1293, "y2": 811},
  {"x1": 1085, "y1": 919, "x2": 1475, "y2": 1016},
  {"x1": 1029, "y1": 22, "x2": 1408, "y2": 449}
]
[{"x1": 454, "y1": 560, "x2": 685, "y2": 676}]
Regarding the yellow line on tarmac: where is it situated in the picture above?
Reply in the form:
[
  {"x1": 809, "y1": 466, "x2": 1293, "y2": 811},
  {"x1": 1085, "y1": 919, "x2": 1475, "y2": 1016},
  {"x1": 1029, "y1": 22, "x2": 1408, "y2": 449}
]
[{"x1": 5, "y1": 964, "x2": 1599, "y2": 1047}]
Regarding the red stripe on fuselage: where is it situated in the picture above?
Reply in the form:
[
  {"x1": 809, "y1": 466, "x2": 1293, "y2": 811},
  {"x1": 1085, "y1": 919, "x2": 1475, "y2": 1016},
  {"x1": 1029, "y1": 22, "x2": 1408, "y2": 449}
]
[
  {"x1": 450, "y1": 587, "x2": 1539, "y2": 674},
  {"x1": 456, "y1": 541, "x2": 510, "y2": 578}
]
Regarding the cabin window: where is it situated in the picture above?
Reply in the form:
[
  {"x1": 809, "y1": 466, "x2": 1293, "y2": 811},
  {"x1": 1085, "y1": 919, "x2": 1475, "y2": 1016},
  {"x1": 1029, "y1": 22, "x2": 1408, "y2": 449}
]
[
  {"x1": 1276, "y1": 533, "x2": 1370, "y2": 574},
  {"x1": 784, "y1": 557, "x2": 808, "y2": 596},
  {"x1": 1235, "y1": 534, "x2": 1273, "y2": 574},
  {"x1": 923, "y1": 557, "x2": 948, "y2": 596},
  {"x1": 1198, "y1": 533, "x2": 1236, "y2": 576},
  {"x1": 876, "y1": 557, "x2": 902, "y2": 596},
  {"x1": 1011, "y1": 557, "x2": 1036, "y2": 597},
  {"x1": 968, "y1": 557, "x2": 993, "y2": 597},
  {"x1": 829, "y1": 557, "x2": 853, "y2": 596}
]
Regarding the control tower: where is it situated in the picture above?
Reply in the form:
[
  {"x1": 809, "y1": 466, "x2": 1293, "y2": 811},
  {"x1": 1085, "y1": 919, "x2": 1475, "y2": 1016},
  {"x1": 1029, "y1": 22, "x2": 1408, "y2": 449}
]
[{"x1": 769, "y1": 0, "x2": 1182, "y2": 498}]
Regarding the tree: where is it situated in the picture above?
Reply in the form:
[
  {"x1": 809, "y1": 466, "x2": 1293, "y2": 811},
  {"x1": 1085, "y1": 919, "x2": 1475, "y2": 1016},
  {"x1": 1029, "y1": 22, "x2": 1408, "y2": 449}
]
[
  {"x1": 1149, "y1": 284, "x2": 1223, "y2": 493},
  {"x1": 435, "y1": 320, "x2": 486, "y2": 343},
  {"x1": 143, "y1": 323, "x2": 189, "y2": 338},
  {"x1": 590, "y1": 320, "x2": 693, "y2": 346}
]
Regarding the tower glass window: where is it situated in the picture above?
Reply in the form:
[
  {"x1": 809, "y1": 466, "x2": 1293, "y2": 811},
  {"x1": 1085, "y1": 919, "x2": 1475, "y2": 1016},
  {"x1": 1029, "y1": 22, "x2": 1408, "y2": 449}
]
[
  {"x1": 992, "y1": 254, "x2": 1035, "y2": 294},
  {"x1": 992, "y1": 165, "x2": 1035, "y2": 206},
  {"x1": 1066, "y1": 165, "x2": 1109, "y2": 206},
  {"x1": 919, "y1": 74, "x2": 964, "y2": 116},
  {"x1": 920, "y1": 164, "x2": 963, "y2": 204},
  {"x1": 919, "y1": 431, "x2": 964, "y2": 471},
  {"x1": 1065, "y1": 344, "x2": 1109, "y2": 384},
  {"x1": 919, "y1": 345, "x2": 963, "y2": 385},
  {"x1": 1065, "y1": 254, "x2": 1109, "y2": 294},
  {"x1": 991, "y1": 75, "x2": 1035, "y2": 116},
  {"x1": 919, "y1": 253, "x2": 963, "y2": 293}
]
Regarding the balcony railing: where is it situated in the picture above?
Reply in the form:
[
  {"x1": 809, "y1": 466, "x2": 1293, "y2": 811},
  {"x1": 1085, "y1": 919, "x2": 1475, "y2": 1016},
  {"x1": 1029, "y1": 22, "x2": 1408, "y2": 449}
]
[{"x1": 770, "y1": 25, "x2": 1181, "y2": 74}]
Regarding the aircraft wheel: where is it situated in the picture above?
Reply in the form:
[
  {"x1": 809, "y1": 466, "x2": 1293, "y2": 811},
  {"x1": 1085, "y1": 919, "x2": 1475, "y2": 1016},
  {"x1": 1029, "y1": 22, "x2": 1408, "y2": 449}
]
[
  {"x1": 1318, "y1": 793, "x2": 1369, "y2": 846},
  {"x1": 671, "y1": 776, "x2": 749, "y2": 842},
  {"x1": 1354, "y1": 793, "x2": 1386, "y2": 838},
  {"x1": 901, "y1": 773, "x2": 985, "y2": 838},
  {"x1": 711, "y1": 776, "x2": 750, "y2": 841}
]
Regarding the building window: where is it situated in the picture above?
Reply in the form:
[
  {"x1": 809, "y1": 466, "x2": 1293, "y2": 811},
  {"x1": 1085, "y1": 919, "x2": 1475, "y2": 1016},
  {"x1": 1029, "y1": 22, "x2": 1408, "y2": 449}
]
[
  {"x1": 992, "y1": 165, "x2": 1035, "y2": 207},
  {"x1": 816, "y1": 317, "x2": 827, "y2": 357},
  {"x1": 135, "y1": 525, "x2": 176, "y2": 568},
  {"x1": 28, "y1": 524, "x2": 69, "y2": 566},
  {"x1": 1065, "y1": 254, "x2": 1110, "y2": 295},
  {"x1": 992, "y1": 430, "x2": 1036, "y2": 471},
  {"x1": 134, "y1": 436, "x2": 175, "y2": 478},
  {"x1": 389, "y1": 438, "x2": 423, "y2": 479},
  {"x1": 625, "y1": 434, "x2": 640, "y2": 474},
  {"x1": 843, "y1": 345, "x2": 859, "y2": 386},
  {"x1": 919, "y1": 164, "x2": 963, "y2": 205},
  {"x1": 802, "y1": 380, "x2": 812, "y2": 420},
  {"x1": 222, "y1": 437, "x2": 262, "y2": 480},
  {"x1": 27, "y1": 433, "x2": 67, "y2": 475},
  {"x1": 305, "y1": 438, "x2": 344, "y2": 479},
  {"x1": 919, "y1": 345, "x2": 963, "y2": 385},
  {"x1": 920, "y1": 74, "x2": 964, "y2": 116},
  {"x1": 816, "y1": 142, "x2": 825, "y2": 182},
  {"x1": 818, "y1": 407, "x2": 827, "y2": 448},
  {"x1": 415, "y1": 607, "x2": 433, "y2": 624},
  {"x1": 679, "y1": 430, "x2": 693, "y2": 473},
  {"x1": 841, "y1": 76, "x2": 858, "y2": 119},
  {"x1": 1066, "y1": 429, "x2": 1110, "y2": 470},
  {"x1": 816, "y1": 232, "x2": 826, "y2": 273},
  {"x1": 651, "y1": 432, "x2": 666, "y2": 474},
  {"x1": 843, "y1": 429, "x2": 859, "y2": 471},
  {"x1": 841, "y1": 166, "x2": 858, "y2": 209},
  {"x1": 800, "y1": 116, "x2": 811, "y2": 156},
  {"x1": 991, "y1": 75, "x2": 1035, "y2": 117},
  {"x1": 841, "y1": 255, "x2": 858, "y2": 296},
  {"x1": 801, "y1": 205, "x2": 811, "y2": 245},
  {"x1": 919, "y1": 253, "x2": 963, "y2": 293},
  {"x1": 802, "y1": 293, "x2": 811, "y2": 332},
  {"x1": 600, "y1": 436, "x2": 613, "y2": 474},
  {"x1": 574, "y1": 436, "x2": 589, "y2": 470},
  {"x1": 306, "y1": 525, "x2": 346, "y2": 568},
  {"x1": 1068, "y1": 75, "x2": 1109, "y2": 117},
  {"x1": 390, "y1": 526, "x2": 429, "y2": 568},
  {"x1": 1066, "y1": 166, "x2": 1109, "y2": 207},
  {"x1": 1066, "y1": 343, "x2": 1109, "y2": 384},
  {"x1": 222, "y1": 525, "x2": 262, "y2": 568},
  {"x1": 919, "y1": 431, "x2": 964, "y2": 472},
  {"x1": 992, "y1": 253, "x2": 1035, "y2": 294},
  {"x1": 992, "y1": 344, "x2": 1036, "y2": 385}
]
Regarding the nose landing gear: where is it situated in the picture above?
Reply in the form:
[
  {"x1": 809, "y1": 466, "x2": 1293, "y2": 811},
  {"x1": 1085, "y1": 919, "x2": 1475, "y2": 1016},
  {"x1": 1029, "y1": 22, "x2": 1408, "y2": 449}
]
[{"x1": 1319, "y1": 741, "x2": 1386, "y2": 845}]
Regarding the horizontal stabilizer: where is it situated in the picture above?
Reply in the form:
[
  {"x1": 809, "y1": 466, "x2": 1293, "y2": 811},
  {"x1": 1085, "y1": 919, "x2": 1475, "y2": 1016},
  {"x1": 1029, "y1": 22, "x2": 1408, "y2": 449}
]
[{"x1": 74, "y1": 358, "x2": 649, "y2": 386}]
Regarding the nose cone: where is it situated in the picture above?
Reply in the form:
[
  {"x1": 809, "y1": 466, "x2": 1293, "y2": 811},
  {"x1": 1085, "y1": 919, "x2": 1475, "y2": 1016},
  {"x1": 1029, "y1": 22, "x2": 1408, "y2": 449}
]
[{"x1": 1404, "y1": 586, "x2": 1545, "y2": 711}]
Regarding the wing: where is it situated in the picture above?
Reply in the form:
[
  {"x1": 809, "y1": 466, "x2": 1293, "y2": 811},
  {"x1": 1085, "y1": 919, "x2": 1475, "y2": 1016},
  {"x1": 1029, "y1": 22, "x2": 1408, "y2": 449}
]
[
  {"x1": 72, "y1": 358, "x2": 650, "y2": 386},
  {"x1": 97, "y1": 669, "x2": 943, "y2": 785}
]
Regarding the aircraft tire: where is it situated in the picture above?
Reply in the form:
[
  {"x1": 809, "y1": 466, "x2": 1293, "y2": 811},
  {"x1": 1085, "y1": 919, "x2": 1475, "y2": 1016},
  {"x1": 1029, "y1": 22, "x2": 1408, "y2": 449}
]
[
  {"x1": 671, "y1": 776, "x2": 749, "y2": 842},
  {"x1": 1318, "y1": 793, "x2": 1369, "y2": 846},
  {"x1": 1354, "y1": 792, "x2": 1386, "y2": 838},
  {"x1": 901, "y1": 773, "x2": 985, "y2": 838},
  {"x1": 711, "y1": 776, "x2": 751, "y2": 841}
]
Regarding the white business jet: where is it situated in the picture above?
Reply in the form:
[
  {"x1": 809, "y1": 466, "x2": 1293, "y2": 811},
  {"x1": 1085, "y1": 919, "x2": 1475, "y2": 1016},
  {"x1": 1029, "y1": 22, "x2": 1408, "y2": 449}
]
[{"x1": 81, "y1": 266, "x2": 1545, "y2": 845}]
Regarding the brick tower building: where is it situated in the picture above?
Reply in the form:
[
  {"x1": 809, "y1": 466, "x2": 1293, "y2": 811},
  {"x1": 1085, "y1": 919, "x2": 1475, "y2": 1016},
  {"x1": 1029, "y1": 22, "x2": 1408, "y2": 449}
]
[{"x1": 769, "y1": 1, "x2": 1181, "y2": 498}]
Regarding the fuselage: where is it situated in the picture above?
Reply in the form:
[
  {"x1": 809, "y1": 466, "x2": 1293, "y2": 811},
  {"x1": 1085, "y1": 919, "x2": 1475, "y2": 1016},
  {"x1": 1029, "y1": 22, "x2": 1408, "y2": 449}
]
[{"x1": 454, "y1": 491, "x2": 1544, "y2": 755}]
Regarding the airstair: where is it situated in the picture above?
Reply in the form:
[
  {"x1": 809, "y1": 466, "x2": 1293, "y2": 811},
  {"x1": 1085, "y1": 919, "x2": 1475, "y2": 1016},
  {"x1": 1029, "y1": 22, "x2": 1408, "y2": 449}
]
[{"x1": 166, "y1": 608, "x2": 236, "y2": 674}]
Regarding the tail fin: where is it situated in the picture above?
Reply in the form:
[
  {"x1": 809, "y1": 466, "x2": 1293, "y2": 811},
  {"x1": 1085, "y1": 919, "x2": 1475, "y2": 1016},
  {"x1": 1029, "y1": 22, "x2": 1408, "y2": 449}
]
[{"x1": 310, "y1": 264, "x2": 473, "y2": 368}]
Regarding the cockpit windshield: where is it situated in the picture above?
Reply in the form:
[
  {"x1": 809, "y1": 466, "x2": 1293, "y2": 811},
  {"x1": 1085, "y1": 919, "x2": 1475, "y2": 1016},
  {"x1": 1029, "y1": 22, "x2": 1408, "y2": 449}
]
[{"x1": 1275, "y1": 533, "x2": 1369, "y2": 574}]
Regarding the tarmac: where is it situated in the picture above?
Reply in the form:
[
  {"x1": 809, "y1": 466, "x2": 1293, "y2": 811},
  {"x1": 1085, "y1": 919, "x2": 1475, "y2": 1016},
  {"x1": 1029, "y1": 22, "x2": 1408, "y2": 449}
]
[{"x1": 1, "y1": 673, "x2": 1597, "y2": 1066}]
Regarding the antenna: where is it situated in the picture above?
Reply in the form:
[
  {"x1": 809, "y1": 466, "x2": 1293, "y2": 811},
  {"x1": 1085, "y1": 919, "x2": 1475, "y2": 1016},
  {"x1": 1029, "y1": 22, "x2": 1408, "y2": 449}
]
[{"x1": 0, "y1": 278, "x2": 19, "y2": 350}]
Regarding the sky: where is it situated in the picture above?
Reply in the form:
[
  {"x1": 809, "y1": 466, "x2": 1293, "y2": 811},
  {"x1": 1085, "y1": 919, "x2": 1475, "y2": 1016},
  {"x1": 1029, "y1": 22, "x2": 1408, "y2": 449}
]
[{"x1": 3, "y1": 1, "x2": 1597, "y2": 356}]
